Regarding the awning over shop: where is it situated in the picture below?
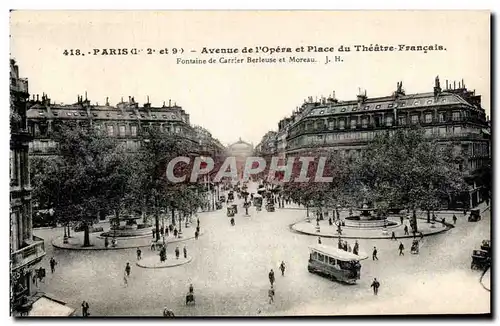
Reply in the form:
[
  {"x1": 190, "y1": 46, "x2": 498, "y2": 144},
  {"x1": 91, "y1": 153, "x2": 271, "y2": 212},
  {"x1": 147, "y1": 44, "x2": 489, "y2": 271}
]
[{"x1": 28, "y1": 295, "x2": 75, "y2": 317}]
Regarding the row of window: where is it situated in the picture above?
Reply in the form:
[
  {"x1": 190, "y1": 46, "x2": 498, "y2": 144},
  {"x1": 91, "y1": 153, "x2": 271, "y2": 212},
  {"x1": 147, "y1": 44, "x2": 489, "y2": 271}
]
[
  {"x1": 37, "y1": 110, "x2": 181, "y2": 120},
  {"x1": 309, "y1": 98, "x2": 451, "y2": 116},
  {"x1": 292, "y1": 111, "x2": 465, "y2": 135},
  {"x1": 104, "y1": 124, "x2": 182, "y2": 137},
  {"x1": 310, "y1": 251, "x2": 353, "y2": 270},
  {"x1": 287, "y1": 126, "x2": 483, "y2": 149}
]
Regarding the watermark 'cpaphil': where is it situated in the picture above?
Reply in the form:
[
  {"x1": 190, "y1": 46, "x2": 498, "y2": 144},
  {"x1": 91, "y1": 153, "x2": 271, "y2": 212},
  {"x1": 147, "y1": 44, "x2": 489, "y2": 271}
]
[{"x1": 165, "y1": 156, "x2": 334, "y2": 183}]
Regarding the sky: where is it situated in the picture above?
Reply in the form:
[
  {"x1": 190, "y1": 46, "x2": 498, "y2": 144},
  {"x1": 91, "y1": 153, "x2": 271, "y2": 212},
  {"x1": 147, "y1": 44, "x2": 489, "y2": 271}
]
[{"x1": 10, "y1": 11, "x2": 490, "y2": 145}]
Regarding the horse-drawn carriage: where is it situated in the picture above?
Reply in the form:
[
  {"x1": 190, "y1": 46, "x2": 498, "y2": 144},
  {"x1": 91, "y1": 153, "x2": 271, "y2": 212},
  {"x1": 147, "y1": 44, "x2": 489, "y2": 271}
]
[
  {"x1": 186, "y1": 285, "x2": 195, "y2": 305},
  {"x1": 266, "y1": 202, "x2": 275, "y2": 212},
  {"x1": 411, "y1": 240, "x2": 419, "y2": 254},
  {"x1": 471, "y1": 249, "x2": 490, "y2": 270},
  {"x1": 468, "y1": 209, "x2": 481, "y2": 222}
]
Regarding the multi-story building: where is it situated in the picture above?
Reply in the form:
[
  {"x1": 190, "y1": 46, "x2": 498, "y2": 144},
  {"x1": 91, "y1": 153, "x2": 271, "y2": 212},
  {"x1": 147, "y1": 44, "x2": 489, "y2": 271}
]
[
  {"x1": 255, "y1": 131, "x2": 278, "y2": 156},
  {"x1": 227, "y1": 138, "x2": 254, "y2": 180},
  {"x1": 10, "y1": 59, "x2": 46, "y2": 314},
  {"x1": 280, "y1": 77, "x2": 491, "y2": 208},
  {"x1": 26, "y1": 95, "x2": 201, "y2": 156},
  {"x1": 193, "y1": 125, "x2": 226, "y2": 157}
]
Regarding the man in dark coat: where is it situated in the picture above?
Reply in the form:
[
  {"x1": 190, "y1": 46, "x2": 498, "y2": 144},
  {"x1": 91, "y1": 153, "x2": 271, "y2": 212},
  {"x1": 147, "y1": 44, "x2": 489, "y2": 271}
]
[
  {"x1": 371, "y1": 278, "x2": 380, "y2": 295},
  {"x1": 268, "y1": 269, "x2": 275, "y2": 286},
  {"x1": 398, "y1": 242, "x2": 405, "y2": 256},
  {"x1": 372, "y1": 247, "x2": 379, "y2": 260}
]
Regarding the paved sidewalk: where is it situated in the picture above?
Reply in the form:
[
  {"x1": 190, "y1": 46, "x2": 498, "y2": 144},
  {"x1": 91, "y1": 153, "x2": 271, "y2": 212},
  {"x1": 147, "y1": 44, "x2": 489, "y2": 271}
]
[{"x1": 52, "y1": 226, "x2": 203, "y2": 250}]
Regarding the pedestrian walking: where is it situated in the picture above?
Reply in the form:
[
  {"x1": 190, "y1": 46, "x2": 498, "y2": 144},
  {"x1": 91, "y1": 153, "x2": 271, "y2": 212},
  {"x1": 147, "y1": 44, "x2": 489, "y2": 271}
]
[
  {"x1": 197, "y1": 218, "x2": 200, "y2": 228},
  {"x1": 195, "y1": 230, "x2": 199, "y2": 240},
  {"x1": 318, "y1": 236, "x2": 322, "y2": 244},
  {"x1": 136, "y1": 248, "x2": 142, "y2": 260},
  {"x1": 347, "y1": 244, "x2": 352, "y2": 252},
  {"x1": 49, "y1": 257, "x2": 57, "y2": 273},
  {"x1": 404, "y1": 225, "x2": 409, "y2": 235},
  {"x1": 441, "y1": 218, "x2": 446, "y2": 225},
  {"x1": 196, "y1": 225, "x2": 200, "y2": 234},
  {"x1": 268, "y1": 269, "x2": 275, "y2": 286},
  {"x1": 372, "y1": 247, "x2": 379, "y2": 260},
  {"x1": 104, "y1": 236, "x2": 109, "y2": 248},
  {"x1": 353, "y1": 241, "x2": 359, "y2": 255},
  {"x1": 125, "y1": 262, "x2": 131, "y2": 277},
  {"x1": 280, "y1": 261, "x2": 286, "y2": 276},
  {"x1": 453, "y1": 214, "x2": 457, "y2": 224},
  {"x1": 151, "y1": 239, "x2": 156, "y2": 251},
  {"x1": 152, "y1": 229, "x2": 155, "y2": 239},
  {"x1": 183, "y1": 245, "x2": 187, "y2": 259},
  {"x1": 370, "y1": 278, "x2": 380, "y2": 295},
  {"x1": 175, "y1": 246, "x2": 180, "y2": 259},
  {"x1": 463, "y1": 209, "x2": 467, "y2": 216},
  {"x1": 268, "y1": 285, "x2": 275, "y2": 304},
  {"x1": 160, "y1": 227, "x2": 164, "y2": 237},
  {"x1": 400, "y1": 216, "x2": 404, "y2": 225},
  {"x1": 398, "y1": 242, "x2": 405, "y2": 256},
  {"x1": 81, "y1": 301, "x2": 90, "y2": 317},
  {"x1": 391, "y1": 231, "x2": 397, "y2": 240},
  {"x1": 174, "y1": 228, "x2": 178, "y2": 238}
]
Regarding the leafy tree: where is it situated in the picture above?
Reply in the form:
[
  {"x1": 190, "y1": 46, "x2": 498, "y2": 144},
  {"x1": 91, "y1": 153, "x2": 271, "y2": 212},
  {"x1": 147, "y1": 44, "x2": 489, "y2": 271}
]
[
  {"x1": 351, "y1": 126, "x2": 467, "y2": 231},
  {"x1": 31, "y1": 124, "x2": 127, "y2": 246}
]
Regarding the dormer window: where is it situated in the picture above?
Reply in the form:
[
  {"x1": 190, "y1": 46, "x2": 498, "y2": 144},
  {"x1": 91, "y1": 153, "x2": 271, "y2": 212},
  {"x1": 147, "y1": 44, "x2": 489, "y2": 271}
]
[
  {"x1": 414, "y1": 100, "x2": 420, "y2": 105},
  {"x1": 92, "y1": 113, "x2": 98, "y2": 117},
  {"x1": 376, "y1": 105, "x2": 381, "y2": 109},
  {"x1": 73, "y1": 112, "x2": 78, "y2": 116},
  {"x1": 352, "y1": 107, "x2": 357, "y2": 111},
  {"x1": 162, "y1": 114, "x2": 168, "y2": 119},
  {"x1": 427, "y1": 100, "x2": 433, "y2": 104},
  {"x1": 53, "y1": 112, "x2": 59, "y2": 116},
  {"x1": 401, "y1": 102, "x2": 406, "y2": 107},
  {"x1": 140, "y1": 114, "x2": 145, "y2": 118},
  {"x1": 38, "y1": 110, "x2": 44, "y2": 116},
  {"x1": 319, "y1": 110, "x2": 324, "y2": 114},
  {"x1": 152, "y1": 115, "x2": 157, "y2": 119},
  {"x1": 388, "y1": 104, "x2": 394, "y2": 108},
  {"x1": 442, "y1": 98, "x2": 447, "y2": 103},
  {"x1": 80, "y1": 112, "x2": 86, "y2": 117},
  {"x1": 341, "y1": 108, "x2": 346, "y2": 112},
  {"x1": 66, "y1": 112, "x2": 72, "y2": 116},
  {"x1": 364, "y1": 106, "x2": 369, "y2": 110}
]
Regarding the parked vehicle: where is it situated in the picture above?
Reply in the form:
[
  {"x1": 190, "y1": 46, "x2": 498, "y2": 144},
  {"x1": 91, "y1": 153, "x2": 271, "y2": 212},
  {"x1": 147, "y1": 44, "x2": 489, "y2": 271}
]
[
  {"x1": 471, "y1": 249, "x2": 491, "y2": 270},
  {"x1": 468, "y1": 209, "x2": 481, "y2": 222}
]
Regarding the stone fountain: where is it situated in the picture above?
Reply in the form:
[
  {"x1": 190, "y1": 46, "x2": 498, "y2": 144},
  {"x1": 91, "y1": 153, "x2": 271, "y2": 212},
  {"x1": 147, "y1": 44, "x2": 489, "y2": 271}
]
[{"x1": 344, "y1": 204, "x2": 398, "y2": 229}]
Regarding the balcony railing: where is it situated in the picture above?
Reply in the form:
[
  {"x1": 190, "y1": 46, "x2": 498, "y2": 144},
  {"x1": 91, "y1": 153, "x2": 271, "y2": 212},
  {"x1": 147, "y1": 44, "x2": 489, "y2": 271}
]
[{"x1": 11, "y1": 236, "x2": 46, "y2": 271}]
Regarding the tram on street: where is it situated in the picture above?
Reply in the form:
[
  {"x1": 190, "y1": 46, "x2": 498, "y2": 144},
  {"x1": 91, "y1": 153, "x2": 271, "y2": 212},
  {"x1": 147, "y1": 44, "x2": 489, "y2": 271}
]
[{"x1": 307, "y1": 244, "x2": 364, "y2": 284}]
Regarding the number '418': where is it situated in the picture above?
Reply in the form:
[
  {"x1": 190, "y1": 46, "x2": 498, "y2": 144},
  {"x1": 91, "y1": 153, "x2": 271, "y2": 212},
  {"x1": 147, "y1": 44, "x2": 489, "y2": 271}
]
[{"x1": 63, "y1": 49, "x2": 82, "y2": 56}]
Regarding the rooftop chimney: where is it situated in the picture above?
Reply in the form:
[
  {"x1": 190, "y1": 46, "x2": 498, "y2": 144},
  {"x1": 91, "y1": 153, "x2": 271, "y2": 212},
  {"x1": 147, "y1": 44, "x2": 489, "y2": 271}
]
[{"x1": 434, "y1": 76, "x2": 442, "y2": 97}]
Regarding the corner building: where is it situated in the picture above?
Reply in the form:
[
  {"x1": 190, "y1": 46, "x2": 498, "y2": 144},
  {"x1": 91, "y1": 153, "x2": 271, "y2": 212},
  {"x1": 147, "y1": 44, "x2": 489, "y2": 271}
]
[
  {"x1": 280, "y1": 77, "x2": 490, "y2": 208},
  {"x1": 10, "y1": 59, "x2": 46, "y2": 314}
]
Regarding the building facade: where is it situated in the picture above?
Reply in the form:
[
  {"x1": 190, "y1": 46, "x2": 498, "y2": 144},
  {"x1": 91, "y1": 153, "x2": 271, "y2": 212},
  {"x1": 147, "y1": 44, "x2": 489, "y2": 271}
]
[
  {"x1": 227, "y1": 138, "x2": 254, "y2": 180},
  {"x1": 276, "y1": 77, "x2": 490, "y2": 208},
  {"x1": 10, "y1": 59, "x2": 46, "y2": 314},
  {"x1": 26, "y1": 95, "x2": 203, "y2": 156}
]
